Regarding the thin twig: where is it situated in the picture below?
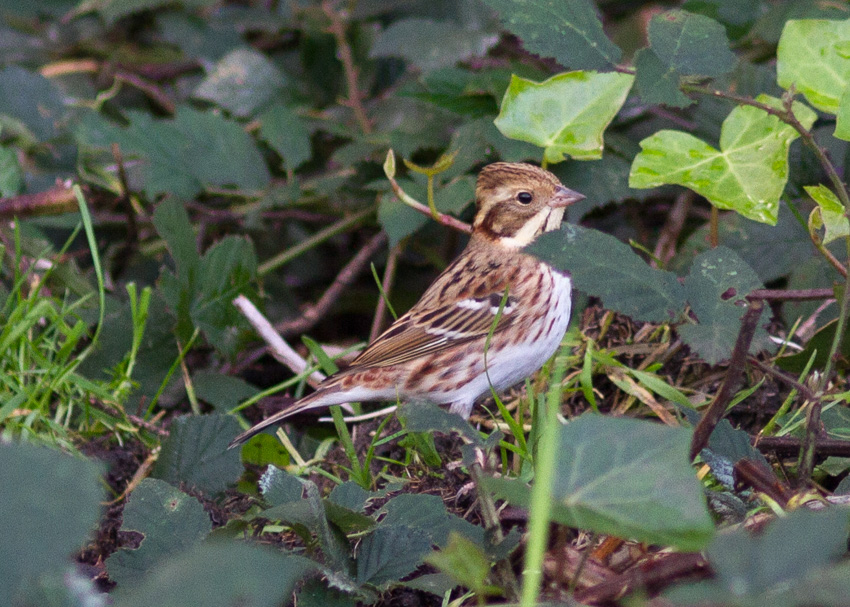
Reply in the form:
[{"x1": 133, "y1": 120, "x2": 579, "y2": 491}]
[
  {"x1": 653, "y1": 190, "x2": 692, "y2": 267},
  {"x1": 232, "y1": 294, "x2": 326, "y2": 386},
  {"x1": 277, "y1": 231, "x2": 388, "y2": 335},
  {"x1": 690, "y1": 299, "x2": 765, "y2": 460},
  {"x1": 385, "y1": 177, "x2": 472, "y2": 234},
  {"x1": 747, "y1": 356, "x2": 819, "y2": 402},
  {"x1": 748, "y1": 288, "x2": 836, "y2": 301},
  {"x1": 369, "y1": 242, "x2": 401, "y2": 341},
  {"x1": 755, "y1": 435, "x2": 850, "y2": 457},
  {"x1": 322, "y1": 0, "x2": 372, "y2": 134}
]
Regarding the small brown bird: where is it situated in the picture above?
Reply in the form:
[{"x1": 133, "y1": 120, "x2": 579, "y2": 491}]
[{"x1": 229, "y1": 162, "x2": 584, "y2": 448}]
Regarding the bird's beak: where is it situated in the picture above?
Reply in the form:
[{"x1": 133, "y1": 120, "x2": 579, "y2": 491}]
[{"x1": 549, "y1": 185, "x2": 586, "y2": 208}]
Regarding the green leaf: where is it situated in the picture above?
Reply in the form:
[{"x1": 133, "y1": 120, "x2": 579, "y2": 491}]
[
  {"x1": 82, "y1": 0, "x2": 217, "y2": 25},
  {"x1": 629, "y1": 95, "x2": 817, "y2": 224},
  {"x1": 0, "y1": 145, "x2": 22, "y2": 196},
  {"x1": 665, "y1": 508, "x2": 850, "y2": 604},
  {"x1": 356, "y1": 524, "x2": 433, "y2": 587},
  {"x1": 258, "y1": 103, "x2": 312, "y2": 170},
  {"x1": 482, "y1": 0, "x2": 622, "y2": 70},
  {"x1": 777, "y1": 18, "x2": 850, "y2": 114},
  {"x1": 193, "y1": 370, "x2": 259, "y2": 413},
  {"x1": 369, "y1": 18, "x2": 499, "y2": 72},
  {"x1": 679, "y1": 246, "x2": 766, "y2": 365},
  {"x1": 486, "y1": 415, "x2": 714, "y2": 551},
  {"x1": 107, "y1": 478, "x2": 211, "y2": 587},
  {"x1": 634, "y1": 47, "x2": 694, "y2": 108},
  {"x1": 259, "y1": 466, "x2": 303, "y2": 506},
  {"x1": 152, "y1": 414, "x2": 244, "y2": 496},
  {"x1": 777, "y1": 317, "x2": 850, "y2": 374},
  {"x1": 425, "y1": 533, "x2": 496, "y2": 596},
  {"x1": 152, "y1": 197, "x2": 200, "y2": 282},
  {"x1": 494, "y1": 71, "x2": 635, "y2": 163},
  {"x1": 194, "y1": 48, "x2": 287, "y2": 118},
  {"x1": 96, "y1": 106, "x2": 270, "y2": 198},
  {"x1": 0, "y1": 443, "x2": 103, "y2": 606},
  {"x1": 377, "y1": 181, "x2": 429, "y2": 247},
  {"x1": 0, "y1": 66, "x2": 66, "y2": 141},
  {"x1": 806, "y1": 185, "x2": 850, "y2": 245},
  {"x1": 527, "y1": 224, "x2": 686, "y2": 322},
  {"x1": 648, "y1": 10, "x2": 736, "y2": 77},
  {"x1": 113, "y1": 543, "x2": 314, "y2": 607},
  {"x1": 398, "y1": 401, "x2": 483, "y2": 447}
]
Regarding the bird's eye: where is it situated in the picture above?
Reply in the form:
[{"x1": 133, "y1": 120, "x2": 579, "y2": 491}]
[{"x1": 516, "y1": 191, "x2": 533, "y2": 204}]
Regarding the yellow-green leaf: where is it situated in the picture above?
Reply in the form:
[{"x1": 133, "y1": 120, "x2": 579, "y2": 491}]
[
  {"x1": 494, "y1": 71, "x2": 634, "y2": 164},
  {"x1": 806, "y1": 184, "x2": 850, "y2": 244}
]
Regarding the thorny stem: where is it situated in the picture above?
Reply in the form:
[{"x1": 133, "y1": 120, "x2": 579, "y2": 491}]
[{"x1": 322, "y1": 1, "x2": 372, "y2": 135}]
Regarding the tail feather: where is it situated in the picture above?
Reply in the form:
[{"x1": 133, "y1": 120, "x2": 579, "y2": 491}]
[{"x1": 227, "y1": 389, "x2": 338, "y2": 450}]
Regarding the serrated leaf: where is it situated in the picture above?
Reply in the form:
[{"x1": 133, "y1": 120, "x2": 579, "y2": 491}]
[
  {"x1": 648, "y1": 10, "x2": 735, "y2": 77},
  {"x1": 679, "y1": 246, "x2": 766, "y2": 364},
  {"x1": 806, "y1": 185, "x2": 850, "y2": 245},
  {"x1": 634, "y1": 47, "x2": 694, "y2": 108},
  {"x1": 259, "y1": 466, "x2": 303, "y2": 506},
  {"x1": 482, "y1": 0, "x2": 622, "y2": 70},
  {"x1": 107, "y1": 478, "x2": 211, "y2": 587},
  {"x1": 113, "y1": 543, "x2": 314, "y2": 607},
  {"x1": 258, "y1": 103, "x2": 312, "y2": 170},
  {"x1": 194, "y1": 48, "x2": 286, "y2": 118},
  {"x1": 95, "y1": 106, "x2": 270, "y2": 198},
  {"x1": 494, "y1": 71, "x2": 634, "y2": 163},
  {"x1": 777, "y1": 18, "x2": 850, "y2": 114},
  {"x1": 193, "y1": 370, "x2": 259, "y2": 413},
  {"x1": 486, "y1": 415, "x2": 714, "y2": 551},
  {"x1": 527, "y1": 224, "x2": 686, "y2": 322},
  {"x1": 665, "y1": 508, "x2": 849, "y2": 605},
  {"x1": 629, "y1": 95, "x2": 817, "y2": 224},
  {"x1": 356, "y1": 524, "x2": 433, "y2": 587},
  {"x1": 152, "y1": 414, "x2": 244, "y2": 496},
  {"x1": 328, "y1": 482, "x2": 373, "y2": 512},
  {"x1": 0, "y1": 443, "x2": 103, "y2": 606},
  {"x1": 370, "y1": 18, "x2": 498, "y2": 72}
]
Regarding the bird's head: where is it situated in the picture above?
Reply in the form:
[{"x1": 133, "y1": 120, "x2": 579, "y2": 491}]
[{"x1": 472, "y1": 162, "x2": 585, "y2": 248}]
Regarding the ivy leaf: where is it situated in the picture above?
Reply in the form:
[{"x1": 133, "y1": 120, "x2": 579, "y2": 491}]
[
  {"x1": 494, "y1": 71, "x2": 634, "y2": 163},
  {"x1": 679, "y1": 246, "x2": 766, "y2": 365},
  {"x1": 194, "y1": 48, "x2": 287, "y2": 118},
  {"x1": 806, "y1": 185, "x2": 850, "y2": 245},
  {"x1": 482, "y1": 0, "x2": 622, "y2": 70},
  {"x1": 527, "y1": 224, "x2": 686, "y2": 322},
  {"x1": 777, "y1": 18, "x2": 850, "y2": 114},
  {"x1": 485, "y1": 415, "x2": 714, "y2": 551},
  {"x1": 648, "y1": 10, "x2": 735, "y2": 77},
  {"x1": 629, "y1": 95, "x2": 817, "y2": 224},
  {"x1": 634, "y1": 47, "x2": 694, "y2": 108}
]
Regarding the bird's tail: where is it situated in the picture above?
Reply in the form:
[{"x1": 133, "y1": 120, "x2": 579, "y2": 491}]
[{"x1": 227, "y1": 388, "x2": 339, "y2": 449}]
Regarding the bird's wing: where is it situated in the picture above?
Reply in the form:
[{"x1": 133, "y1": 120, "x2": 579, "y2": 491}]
[{"x1": 350, "y1": 290, "x2": 519, "y2": 368}]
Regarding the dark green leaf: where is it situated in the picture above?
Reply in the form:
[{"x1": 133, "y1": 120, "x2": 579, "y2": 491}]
[
  {"x1": 194, "y1": 48, "x2": 286, "y2": 118},
  {"x1": 701, "y1": 420, "x2": 769, "y2": 490},
  {"x1": 152, "y1": 414, "x2": 244, "y2": 496},
  {"x1": 259, "y1": 466, "x2": 304, "y2": 506},
  {"x1": 0, "y1": 66, "x2": 66, "y2": 141},
  {"x1": 648, "y1": 10, "x2": 735, "y2": 77},
  {"x1": 113, "y1": 543, "x2": 315, "y2": 607},
  {"x1": 679, "y1": 246, "x2": 766, "y2": 365},
  {"x1": 258, "y1": 103, "x2": 312, "y2": 170},
  {"x1": 193, "y1": 370, "x2": 259, "y2": 413},
  {"x1": 486, "y1": 415, "x2": 714, "y2": 550},
  {"x1": 0, "y1": 443, "x2": 103, "y2": 606},
  {"x1": 370, "y1": 18, "x2": 499, "y2": 72},
  {"x1": 356, "y1": 524, "x2": 433, "y2": 587},
  {"x1": 398, "y1": 401, "x2": 483, "y2": 447},
  {"x1": 107, "y1": 478, "x2": 211, "y2": 587},
  {"x1": 328, "y1": 482, "x2": 373, "y2": 512},
  {"x1": 634, "y1": 47, "x2": 693, "y2": 108},
  {"x1": 777, "y1": 317, "x2": 850, "y2": 374},
  {"x1": 425, "y1": 533, "x2": 494, "y2": 595},
  {"x1": 527, "y1": 224, "x2": 686, "y2": 322},
  {"x1": 482, "y1": 0, "x2": 622, "y2": 70}
]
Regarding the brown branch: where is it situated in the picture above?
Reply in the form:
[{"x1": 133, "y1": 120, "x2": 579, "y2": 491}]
[
  {"x1": 277, "y1": 231, "x2": 388, "y2": 336},
  {"x1": 690, "y1": 299, "x2": 765, "y2": 460},
  {"x1": 114, "y1": 71, "x2": 176, "y2": 114},
  {"x1": 0, "y1": 183, "x2": 78, "y2": 219},
  {"x1": 733, "y1": 457, "x2": 794, "y2": 507},
  {"x1": 747, "y1": 356, "x2": 819, "y2": 403},
  {"x1": 653, "y1": 190, "x2": 692, "y2": 267},
  {"x1": 748, "y1": 288, "x2": 836, "y2": 301},
  {"x1": 754, "y1": 435, "x2": 850, "y2": 457},
  {"x1": 573, "y1": 552, "x2": 709, "y2": 605},
  {"x1": 322, "y1": 1, "x2": 372, "y2": 134}
]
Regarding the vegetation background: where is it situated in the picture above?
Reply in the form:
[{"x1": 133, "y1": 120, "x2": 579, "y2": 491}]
[{"x1": 3, "y1": 0, "x2": 850, "y2": 606}]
